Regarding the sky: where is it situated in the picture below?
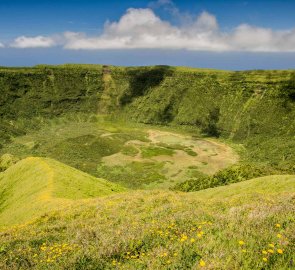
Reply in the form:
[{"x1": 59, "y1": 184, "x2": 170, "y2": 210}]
[{"x1": 0, "y1": 0, "x2": 295, "y2": 70}]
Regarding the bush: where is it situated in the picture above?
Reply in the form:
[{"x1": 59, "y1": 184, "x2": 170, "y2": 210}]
[{"x1": 172, "y1": 163, "x2": 282, "y2": 192}]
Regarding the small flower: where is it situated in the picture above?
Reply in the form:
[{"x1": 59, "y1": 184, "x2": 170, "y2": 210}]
[
  {"x1": 275, "y1": 224, "x2": 281, "y2": 228},
  {"x1": 263, "y1": 257, "x2": 268, "y2": 262},
  {"x1": 277, "y1": 234, "x2": 282, "y2": 238},
  {"x1": 262, "y1": 250, "x2": 268, "y2": 255},
  {"x1": 268, "y1": 243, "x2": 275, "y2": 248},
  {"x1": 277, "y1": 249, "x2": 283, "y2": 254},
  {"x1": 242, "y1": 249, "x2": 247, "y2": 253},
  {"x1": 190, "y1": 238, "x2": 195, "y2": 243},
  {"x1": 268, "y1": 249, "x2": 274, "y2": 254},
  {"x1": 197, "y1": 233, "x2": 202, "y2": 238},
  {"x1": 238, "y1": 240, "x2": 245, "y2": 246},
  {"x1": 199, "y1": 259, "x2": 206, "y2": 267}
]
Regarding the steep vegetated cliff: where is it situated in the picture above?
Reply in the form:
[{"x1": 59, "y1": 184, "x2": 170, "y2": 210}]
[{"x1": 0, "y1": 64, "x2": 294, "y2": 171}]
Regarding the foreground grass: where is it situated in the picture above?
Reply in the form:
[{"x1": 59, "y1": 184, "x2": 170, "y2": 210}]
[{"x1": 0, "y1": 175, "x2": 294, "y2": 269}]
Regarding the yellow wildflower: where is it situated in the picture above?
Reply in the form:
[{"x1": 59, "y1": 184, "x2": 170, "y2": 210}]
[
  {"x1": 268, "y1": 243, "x2": 274, "y2": 248},
  {"x1": 242, "y1": 249, "x2": 247, "y2": 253},
  {"x1": 199, "y1": 259, "x2": 206, "y2": 267},
  {"x1": 277, "y1": 234, "x2": 282, "y2": 238},
  {"x1": 277, "y1": 249, "x2": 283, "y2": 254},
  {"x1": 275, "y1": 224, "x2": 281, "y2": 228},
  {"x1": 268, "y1": 249, "x2": 274, "y2": 254},
  {"x1": 263, "y1": 257, "x2": 268, "y2": 262},
  {"x1": 238, "y1": 240, "x2": 245, "y2": 246},
  {"x1": 190, "y1": 238, "x2": 195, "y2": 243},
  {"x1": 262, "y1": 250, "x2": 268, "y2": 255}
]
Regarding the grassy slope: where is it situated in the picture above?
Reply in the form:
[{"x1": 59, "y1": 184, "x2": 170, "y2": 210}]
[
  {"x1": 0, "y1": 157, "x2": 125, "y2": 226},
  {"x1": 0, "y1": 175, "x2": 294, "y2": 269}
]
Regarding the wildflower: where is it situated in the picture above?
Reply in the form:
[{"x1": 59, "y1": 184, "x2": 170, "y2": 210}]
[
  {"x1": 197, "y1": 233, "x2": 202, "y2": 238},
  {"x1": 263, "y1": 257, "x2": 268, "y2": 262},
  {"x1": 275, "y1": 224, "x2": 281, "y2": 228},
  {"x1": 268, "y1": 243, "x2": 274, "y2": 248},
  {"x1": 262, "y1": 250, "x2": 268, "y2": 255},
  {"x1": 180, "y1": 234, "x2": 188, "y2": 242},
  {"x1": 199, "y1": 259, "x2": 206, "y2": 267},
  {"x1": 238, "y1": 240, "x2": 245, "y2": 246},
  {"x1": 268, "y1": 249, "x2": 274, "y2": 254},
  {"x1": 277, "y1": 249, "x2": 283, "y2": 254},
  {"x1": 190, "y1": 238, "x2": 195, "y2": 243},
  {"x1": 277, "y1": 234, "x2": 282, "y2": 238},
  {"x1": 242, "y1": 249, "x2": 247, "y2": 253},
  {"x1": 173, "y1": 252, "x2": 178, "y2": 257}
]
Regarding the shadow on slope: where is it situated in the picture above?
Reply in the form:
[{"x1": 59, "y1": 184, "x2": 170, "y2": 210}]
[{"x1": 120, "y1": 66, "x2": 174, "y2": 105}]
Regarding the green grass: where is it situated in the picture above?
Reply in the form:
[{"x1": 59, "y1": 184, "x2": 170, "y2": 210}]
[
  {"x1": 97, "y1": 161, "x2": 167, "y2": 189},
  {"x1": 0, "y1": 157, "x2": 126, "y2": 227},
  {"x1": 140, "y1": 146, "x2": 175, "y2": 158},
  {"x1": 121, "y1": 145, "x2": 139, "y2": 157},
  {"x1": 0, "y1": 175, "x2": 294, "y2": 269}
]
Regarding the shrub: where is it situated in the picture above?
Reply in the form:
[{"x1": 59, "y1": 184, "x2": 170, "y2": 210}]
[{"x1": 172, "y1": 163, "x2": 282, "y2": 192}]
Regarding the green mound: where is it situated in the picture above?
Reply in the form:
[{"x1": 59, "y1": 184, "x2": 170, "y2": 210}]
[
  {"x1": 0, "y1": 175, "x2": 294, "y2": 269},
  {"x1": 0, "y1": 157, "x2": 126, "y2": 226}
]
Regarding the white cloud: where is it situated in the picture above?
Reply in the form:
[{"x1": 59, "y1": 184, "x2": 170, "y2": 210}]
[
  {"x1": 10, "y1": 35, "x2": 56, "y2": 48},
  {"x1": 0, "y1": 42, "x2": 4, "y2": 48},
  {"x1": 64, "y1": 8, "x2": 229, "y2": 51},
  {"x1": 8, "y1": 6, "x2": 295, "y2": 52}
]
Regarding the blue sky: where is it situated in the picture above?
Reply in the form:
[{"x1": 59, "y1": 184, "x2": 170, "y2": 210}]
[{"x1": 0, "y1": 0, "x2": 295, "y2": 69}]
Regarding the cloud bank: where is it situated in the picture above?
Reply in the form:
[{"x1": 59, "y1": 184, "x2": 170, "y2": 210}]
[
  {"x1": 6, "y1": 6, "x2": 295, "y2": 52},
  {"x1": 10, "y1": 36, "x2": 56, "y2": 48}
]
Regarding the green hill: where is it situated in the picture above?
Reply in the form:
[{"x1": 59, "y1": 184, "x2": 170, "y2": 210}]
[
  {"x1": 0, "y1": 175, "x2": 294, "y2": 269},
  {"x1": 0, "y1": 157, "x2": 125, "y2": 226}
]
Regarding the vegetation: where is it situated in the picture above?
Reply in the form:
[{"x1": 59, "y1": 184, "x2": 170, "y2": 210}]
[
  {"x1": 172, "y1": 163, "x2": 286, "y2": 192},
  {"x1": 0, "y1": 64, "x2": 294, "y2": 269},
  {"x1": 0, "y1": 175, "x2": 294, "y2": 269},
  {"x1": 0, "y1": 157, "x2": 125, "y2": 226}
]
